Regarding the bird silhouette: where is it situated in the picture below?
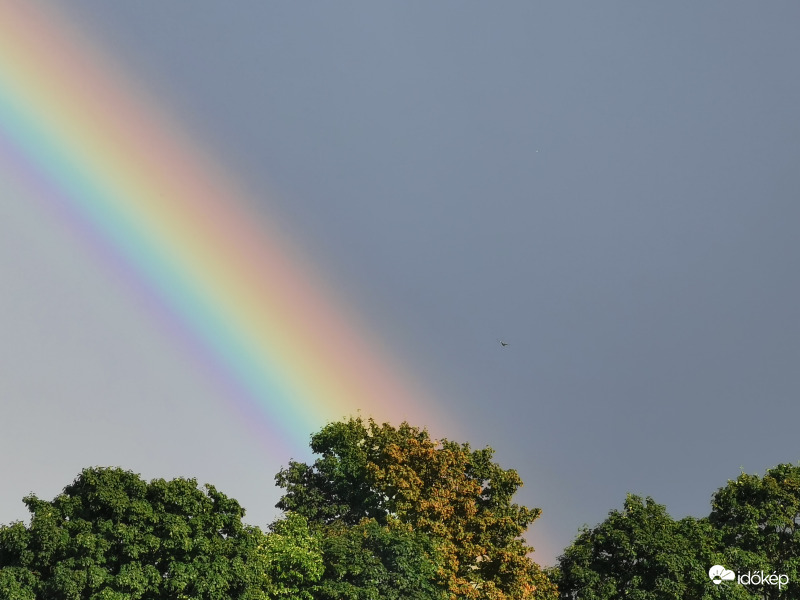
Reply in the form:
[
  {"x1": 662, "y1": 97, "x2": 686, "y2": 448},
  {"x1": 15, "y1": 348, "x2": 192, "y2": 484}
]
[{"x1": 499, "y1": 340, "x2": 509, "y2": 347}]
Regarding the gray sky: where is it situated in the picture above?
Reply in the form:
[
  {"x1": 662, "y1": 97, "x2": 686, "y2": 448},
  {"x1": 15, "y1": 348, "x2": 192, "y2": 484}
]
[{"x1": 2, "y1": 1, "x2": 799, "y2": 565}]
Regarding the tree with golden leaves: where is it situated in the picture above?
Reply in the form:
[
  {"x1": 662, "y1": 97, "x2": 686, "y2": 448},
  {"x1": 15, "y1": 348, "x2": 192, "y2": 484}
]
[{"x1": 275, "y1": 417, "x2": 557, "y2": 599}]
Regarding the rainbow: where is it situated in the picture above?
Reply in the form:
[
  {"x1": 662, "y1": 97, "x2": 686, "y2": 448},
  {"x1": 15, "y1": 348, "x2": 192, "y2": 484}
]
[{"x1": 0, "y1": 2, "x2": 442, "y2": 452}]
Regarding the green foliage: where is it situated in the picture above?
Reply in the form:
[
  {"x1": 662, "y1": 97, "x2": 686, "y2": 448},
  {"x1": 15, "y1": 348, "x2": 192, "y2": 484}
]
[
  {"x1": 258, "y1": 513, "x2": 323, "y2": 600},
  {"x1": 0, "y1": 467, "x2": 270, "y2": 600},
  {"x1": 556, "y1": 494, "x2": 738, "y2": 599},
  {"x1": 556, "y1": 466, "x2": 800, "y2": 600},
  {"x1": 276, "y1": 417, "x2": 556, "y2": 599},
  {"x1": 316, "y1": 518, "x2": 446, "y2": 600},
  {"x1": 709, "y1": 463, "x2": 800, "y2": 599},
  {"x1": 12, "y1": 426, "x2": 798, "y2": 600}
]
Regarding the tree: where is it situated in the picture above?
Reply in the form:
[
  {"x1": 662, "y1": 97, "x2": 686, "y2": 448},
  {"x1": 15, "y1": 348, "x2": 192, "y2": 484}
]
[
  {"x1": 0, "y1": 467, "x2": 270, "y2": 600},
  {"x1": 555, "y1": 494, "x2": 750, "y2": 600},
  {"x1": 257, "y1": 513, "x2": 323, "y2": 600},
  {"x1": 275, "y1": 417, "x2": 556, "y2": 599},
  {"x1": 709, "y1": 463, "x2": 800, "y2": 599},
  {"x1": 316, "y1": 518, "x2": 447, "y2": 600}
]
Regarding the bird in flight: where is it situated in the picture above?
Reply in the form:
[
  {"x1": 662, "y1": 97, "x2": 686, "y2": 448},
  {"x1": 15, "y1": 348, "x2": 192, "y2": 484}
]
[{"x1": 499, "y1": 340, "x2": 509, "y2": 347}]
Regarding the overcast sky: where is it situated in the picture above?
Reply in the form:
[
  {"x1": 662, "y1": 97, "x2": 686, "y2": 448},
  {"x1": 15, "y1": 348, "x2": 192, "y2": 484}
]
[{"x1": 2, "y1": 2, "x2": 799, "y2": 566}]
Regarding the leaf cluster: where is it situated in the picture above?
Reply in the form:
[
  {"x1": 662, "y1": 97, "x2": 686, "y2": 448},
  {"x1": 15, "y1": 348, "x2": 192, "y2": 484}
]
[
  {"x1": 0, "y1": 419, "x2": 558, "y2": 600},
  {"x1": 0, "y1": 467, "x2": 270, "y2": 600},
  {"x1": 556, "y1": 464, "x2": 800, "y2": 600},
  {"x1": 275, "y1": 417, "x2": 556, "y2": 599}
]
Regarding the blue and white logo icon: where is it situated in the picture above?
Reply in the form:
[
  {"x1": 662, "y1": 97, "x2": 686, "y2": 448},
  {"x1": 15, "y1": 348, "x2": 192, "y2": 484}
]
[{"x1": 709, "y1": 565, "x2": 735, "y2": 585}]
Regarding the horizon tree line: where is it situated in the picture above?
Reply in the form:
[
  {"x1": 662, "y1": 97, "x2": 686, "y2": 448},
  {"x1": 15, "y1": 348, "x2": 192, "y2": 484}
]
[{"x1": 1, "y1": 417, "x2": 797, "y2": 599}]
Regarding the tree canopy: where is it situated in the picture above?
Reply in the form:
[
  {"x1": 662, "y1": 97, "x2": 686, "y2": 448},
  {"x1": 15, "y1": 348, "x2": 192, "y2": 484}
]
[
  {"x1": 708, "y1": 463, "x2": 800, "y2": 599},
  {"x1": 314, "y1": 518, "x2": 446, "y2": 600},
  {"x1": 257, "y1": 513, "x2": 323, "y2": 600},
  {"x1": 554, "y1": 494, "x2": 738, "y2": 599},
  {"x1": 0, "y1": 467, "x2": 271, "y2": 600},
  {"x1": 556, "y1": 465, "x2": 800, "y2": 599},
  {"x1": 275, "y1": 417, "x2": 557, "y2": 599},
  {"x1": 4, "y1": 422, "x2": 797, "y2": 600},
  {"x1": 0, "y1": 420, "x2": 557, "y2": 600}
]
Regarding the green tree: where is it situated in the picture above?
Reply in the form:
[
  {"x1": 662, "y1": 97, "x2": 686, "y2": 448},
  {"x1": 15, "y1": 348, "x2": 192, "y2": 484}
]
[
  {"x1": 555, "y1": 494, "x2": 750, "y2": 600},
  {"x1": 258, "y1": 513, "x2": 323, "y2": 600},
  {"x1": 316, "y1": 518, "x2": 446, "y2": 600},
  {"x1": 709, "y1": 463, "x2": 800, "y2": 599},
  {"x1": 0, "y1": 467, "x2": 270, "y2": 600},
  {"x1": 275, "y1": 417, "x2": 556, "y2": 599}
]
